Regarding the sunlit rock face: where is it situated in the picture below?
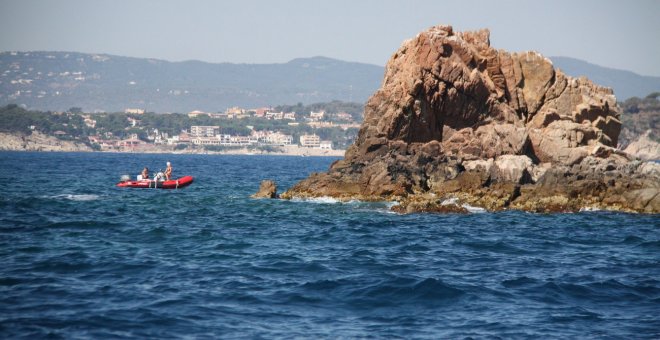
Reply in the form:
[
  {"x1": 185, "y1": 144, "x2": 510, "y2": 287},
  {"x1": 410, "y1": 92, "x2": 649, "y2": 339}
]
[{"x1": 279, "y1": 25, "x2": 658, "y2": 214}]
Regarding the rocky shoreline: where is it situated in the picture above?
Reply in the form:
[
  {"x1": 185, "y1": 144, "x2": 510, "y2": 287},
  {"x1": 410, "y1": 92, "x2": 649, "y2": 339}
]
[
  {"x1": 0, "y1": 131, "x2": 92, "y2": 152},
  {"x1": 261, "y1": 25, "x2": 660, "y2": 213}
]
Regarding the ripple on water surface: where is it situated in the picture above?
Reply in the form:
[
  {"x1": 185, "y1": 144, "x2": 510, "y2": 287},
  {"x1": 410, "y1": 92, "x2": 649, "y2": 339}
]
[{"x1": 0, "y1": 152, "x2": 659, "y2": 338}]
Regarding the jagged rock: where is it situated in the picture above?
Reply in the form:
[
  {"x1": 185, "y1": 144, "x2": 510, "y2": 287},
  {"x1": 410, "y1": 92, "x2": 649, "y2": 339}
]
[
  {"x1": 278, "y1": 24, "x2": 659, "y2": 214},
  {"x1": 251, "y1": 180, "x2": 278, "y2": 199}
]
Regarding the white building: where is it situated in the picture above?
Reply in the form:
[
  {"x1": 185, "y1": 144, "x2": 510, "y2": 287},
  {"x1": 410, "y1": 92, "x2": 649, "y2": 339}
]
[
  {"x1": 309, "y1": 110, "x2": 325, "y2": 121},
  {"x1": 264, "y1": 132, "x2": 293, "y2": 145},
  {"x1": 190, "y1": 125, "x2": 220, "y2": 137},
  {"x1": 319, "y1": 140, "x2": 333, "y2": 150},
  {"x1": 265, "y1": 111, "x2": 284, "y2": 120},
  {"x1": 188, "y1": 110, "x2": 208, "y2": 118},
  {"x1": 300, "y1": 134, "x2": 321, "y2": 148}
]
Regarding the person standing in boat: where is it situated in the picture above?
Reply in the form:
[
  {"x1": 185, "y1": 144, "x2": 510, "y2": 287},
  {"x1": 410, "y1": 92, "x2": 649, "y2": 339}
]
[
  {"x1": 141, "y1": 167, "x2": 149, "y2": 181},
  {"x1": 164, "y1": 162, "x2": 173, "y2": 181}
]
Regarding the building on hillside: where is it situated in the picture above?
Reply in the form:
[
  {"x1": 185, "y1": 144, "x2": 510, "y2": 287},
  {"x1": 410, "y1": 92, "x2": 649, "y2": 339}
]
[
  {"x1": 319, "y1": 140, "x2": 333, "y2": 150},
  {"x1": 125, "y1": 108, "x2": 145, "y2": 114},
  {"x1": 283, "y1": 112, "x2": 296, "y2": 120},
  {"x1": 190, "y1": 125, "x2": 220, "y2": 137},
  {"x1": 218, "y1": 135, "x2": 258, "y2": 145},
  {"x1": 265, "y1": 111, "x2": 284, "y2": 120},
  {"x1": 188, "y1": 110, "x2": 208, "y2": 118},
  {"x1": 309, "y1": 110, "x2": 325, "y2": 121},
  {"x1": 334, "y1": 112, "x2": 353, "y2": 121},
  {"x1": 118, "y1": 137, "x2": 144, "y2": 149},
  {"x1": 127, "y1": 117, "x2": 139, "y2": 127},
  {"x1": 166, "y1": 135, "x2": 180, "y2": 145},
  {"x1": 263, "y1": 132, "x2": 293, "y2": 145},
  {"x1": 82, "y1": 114, "x2": 97, "y2": 128},
  {"x1": 252, "y1": 107, "x2": 272, "y2": 118},
  {"x1": 300, "y1": 134, "x2": 321, "y2": 148},
  {"x1": 338, "y1": 123, "x2": 361, "y2": 130},
  {"x1": 177, "y1": 132, "x2": 191, "y2": 144},
  {"x1": 209, "y1": 112, "x2": 227, "y2": 119},
  {"x1": 307, "y1": 121, "x2": 335, "y2": 129},
  {"x1": 225, "y1": 107, "x2": 245, "y2": 115},
  {"x1": 191, "y1": 136, "x2": 222, "y2": 146}
]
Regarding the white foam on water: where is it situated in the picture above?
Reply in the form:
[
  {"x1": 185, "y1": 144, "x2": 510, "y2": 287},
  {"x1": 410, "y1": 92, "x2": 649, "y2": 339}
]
[
  {"x1": 462, "y1": 204, "x2": 487, "y2": 213},
  {"x1": 290, "y1": 196, "x2": 341, "y2": 204},
  {"x1": 48, "y1": 194, "x2": 101, "y2": 201},
  {"x1": 441, "y1": 197, "x2": 486, "y2": 213},
  {"x1": 386, "y1": 201, "x2": 400, "y2": 209}
]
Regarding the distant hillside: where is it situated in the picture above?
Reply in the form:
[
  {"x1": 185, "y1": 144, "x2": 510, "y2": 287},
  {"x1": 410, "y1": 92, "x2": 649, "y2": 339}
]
[
  {"x1": 550, "y1": 56, "x2": 660, "y2": 101},
  {"x1": 0, "y1": 52, "x2": 383, "y2": 113},
  {"x1": 3, "y1": 52, "x2": 657, "y2": 113}
]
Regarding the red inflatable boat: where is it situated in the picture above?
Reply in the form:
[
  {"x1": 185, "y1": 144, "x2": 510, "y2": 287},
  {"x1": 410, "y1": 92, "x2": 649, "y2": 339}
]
[{"x1": 117, "y1": 176, "x2": 194, "y2": 189}]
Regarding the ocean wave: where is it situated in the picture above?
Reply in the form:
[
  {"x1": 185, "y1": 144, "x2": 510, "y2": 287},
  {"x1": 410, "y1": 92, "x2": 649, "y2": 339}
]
[
  {"x1": 502, "y1": 276, "x2": 540, "y2": 288},
  {"x1": 350, "y1": 277, "x2": 465, "y2": 306}
]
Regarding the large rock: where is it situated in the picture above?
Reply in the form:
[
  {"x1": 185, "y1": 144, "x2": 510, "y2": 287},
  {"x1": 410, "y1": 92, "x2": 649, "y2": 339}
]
[
  {"x1": 624, "y1": 130, "x2": 660, "y2": 161},
  {"x1": 492, "y1": 155, "x2": 533, "y2": 184},
  {"x1": 251, "y1": 180, "x2": 278, "y2": 199},
  {"x1": 278, "y1": 24, "x2": 658, "y2": 214}
]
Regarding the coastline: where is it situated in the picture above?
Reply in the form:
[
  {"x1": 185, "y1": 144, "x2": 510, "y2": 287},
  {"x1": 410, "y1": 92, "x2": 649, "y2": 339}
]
[
  {"x1": 101, "y1": 145, "x2": 346, "y2": 157},
  {"x1": 0, "y1": 133, "x2": 345, "y2": 156}
]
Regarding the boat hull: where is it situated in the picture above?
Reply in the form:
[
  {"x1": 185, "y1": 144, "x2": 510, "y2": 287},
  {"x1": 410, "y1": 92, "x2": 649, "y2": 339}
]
[{"x1": 116, "y1": 176, "x2": 194, "y2": 189}]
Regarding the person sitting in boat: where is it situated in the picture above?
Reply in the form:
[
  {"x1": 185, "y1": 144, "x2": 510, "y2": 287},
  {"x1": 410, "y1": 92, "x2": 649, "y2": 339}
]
[
  {"x1": 164, "y1": 162, "x2": 172, "y2": 181},
  {"x1": 140, "y1": 167, "x2": 149, "y2": 181}
]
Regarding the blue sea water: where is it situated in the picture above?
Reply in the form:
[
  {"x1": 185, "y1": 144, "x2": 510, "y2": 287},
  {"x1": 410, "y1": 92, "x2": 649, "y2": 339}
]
[{"x1": 0, "y1": 151, "x2": 658, "y2": 339}]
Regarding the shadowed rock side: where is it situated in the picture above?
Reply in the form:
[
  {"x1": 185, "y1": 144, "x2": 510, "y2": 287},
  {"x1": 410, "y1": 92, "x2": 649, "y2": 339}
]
[
  {"x1": 252, "y1": 180, "x2": 279, "y2": 199},
  {"x1": 278, "y1": 25, "x2": 659, "y2": 213}
]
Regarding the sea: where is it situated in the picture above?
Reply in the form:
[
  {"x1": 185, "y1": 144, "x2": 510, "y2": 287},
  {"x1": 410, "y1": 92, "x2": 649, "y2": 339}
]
[{"x1": 0, "y1": 151, "x2": 658, "y2": 339}]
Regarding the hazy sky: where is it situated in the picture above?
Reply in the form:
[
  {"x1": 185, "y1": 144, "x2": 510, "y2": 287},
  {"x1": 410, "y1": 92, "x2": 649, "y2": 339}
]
[{"x1": 1, "y1": 0, "x2": 658, "y2": 76}]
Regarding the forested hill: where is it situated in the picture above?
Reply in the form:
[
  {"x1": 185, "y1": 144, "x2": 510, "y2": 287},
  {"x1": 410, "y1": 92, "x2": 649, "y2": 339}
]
[
  {"x1": 2, "y1": 51, "x2": 657, "y2": 114},
  {"x1": 0, "y1": 52, "x2": 383, "y2": 113}
]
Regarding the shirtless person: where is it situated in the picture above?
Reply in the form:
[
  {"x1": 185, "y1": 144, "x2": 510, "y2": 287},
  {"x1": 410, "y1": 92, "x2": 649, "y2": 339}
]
[{"x1": 164, "y1": 162, "x2": 173, "y2": 181}]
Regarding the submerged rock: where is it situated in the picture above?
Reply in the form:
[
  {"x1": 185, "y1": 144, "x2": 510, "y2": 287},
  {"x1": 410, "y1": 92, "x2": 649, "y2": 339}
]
[{"x1": 278, "y1": 24, "x2": 659, "y2": 213}]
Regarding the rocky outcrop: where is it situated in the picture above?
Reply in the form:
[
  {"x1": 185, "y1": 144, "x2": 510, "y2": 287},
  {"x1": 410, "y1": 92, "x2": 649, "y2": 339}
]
[
  {"x1": 252, "y1": 180, "x2": 279, "y2": 199},
  {"x1": 0, "y1": 131, "x2": 92, "y2": 152},
  {"x1": 624, "y1": 130, "x2": 660, "y2": 161},
  {"x1": 278, "y1": 25, "x2": 659, "y2": 213}
]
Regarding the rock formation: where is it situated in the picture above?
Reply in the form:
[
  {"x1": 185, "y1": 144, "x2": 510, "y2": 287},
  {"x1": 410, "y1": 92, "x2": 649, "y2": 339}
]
[
  {"x1": 251, "y1": 180, "x2": 279, "y2": 199},
  {"x1": 0, "y1": 131, "x2": 92, "y2": 152},
  {"x1": 624, "y1": 130, "x2": 660, "y2": 161},
  {"x1": 277, "y1": 25, "x2": 659, "y2": 213}
]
